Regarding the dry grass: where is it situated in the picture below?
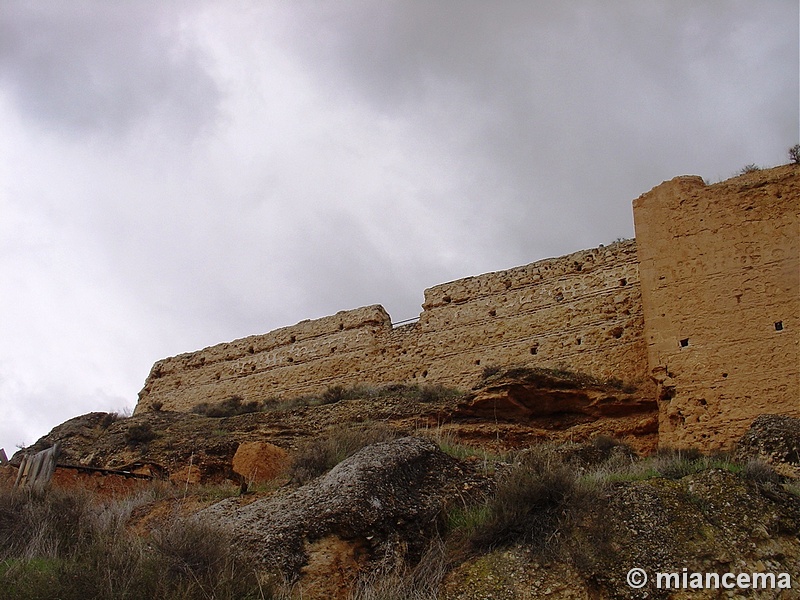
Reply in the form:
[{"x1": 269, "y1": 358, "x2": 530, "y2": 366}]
[
  {"x1": 0, "y1": 485, "x2": 269, "y2": 600},
  {"x1": 469, "y1": 445, "x2": 585, "y2": 553},
  {"x1": 289, "y1": 422, "x2": 400, "y2": 484},
  {"x1": 1, "y1": 433, "x2": 787, "y2": 600},
  {"x1": 191, "y1": 395, "x2": 261, "y2": 418},
  {"x1": 349, "y1": 537, "x2": 449, "y2": 600}
]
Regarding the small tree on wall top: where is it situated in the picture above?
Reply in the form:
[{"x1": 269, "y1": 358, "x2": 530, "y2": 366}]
[{"x1": 789, "y1": 144, "x2": 800, "y2": 164}]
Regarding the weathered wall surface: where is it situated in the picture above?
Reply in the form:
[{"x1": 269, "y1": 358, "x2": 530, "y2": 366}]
[
  {"x1": 634, "y1": 165, "x2": 799, "y2": 450},
  {"x1": 136, "y1": 165, "x2": 798, "y2": 452},
  {"x1": 136, "y1": 305, "x2": 397, "y2": 413},
  {"x1": 407, "y1": 241, "x2": 649, "y2": 391},
  {"x1": 136, "y1": 240, "x2": 651, "y2": 413}
]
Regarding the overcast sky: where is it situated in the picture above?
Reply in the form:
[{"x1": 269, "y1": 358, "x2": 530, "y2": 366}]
[{"x1": 1, "y1": 1, "x2": 797, "y2": 454}]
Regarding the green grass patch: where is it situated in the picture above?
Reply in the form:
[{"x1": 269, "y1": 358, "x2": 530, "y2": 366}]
[{"x1": 446, "y1": 504, "x2": 492, "y2": 534}]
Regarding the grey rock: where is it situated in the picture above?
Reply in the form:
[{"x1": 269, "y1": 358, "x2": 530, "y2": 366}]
[{"x1": 201, "y1": 436, "x2": 471, "y2": 578}]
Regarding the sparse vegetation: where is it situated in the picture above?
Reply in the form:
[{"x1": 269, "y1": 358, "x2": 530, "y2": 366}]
[
  {"x1": 789, "y1": 144, "x2": 800, "y2": 164},
  {"x1": 289, "y1": 422, "x2": 400, "y2": 484},
  {"x1": 436, "y1": 437, "x2": 790, "y2": 572},
  {"x1": 422, "y1": 427, "x2": 507, "y2": 468},
  {"x1": 0, "y1": 486, "x2": 266, "y2": 600},
  {"x1": 481, "y1": 365, "x2": 502, "y2": 379},
  {"x1": 576, "y1": 446, "x2": 756, "y2": 486},
  {"x1": 0, "y1": 430, "x2": 794, "y2": 599},
  {"x1": 480, "y1": 365, "x2": 637, "y2": 393},
  {"x1": 742, "y1": 457, "x2": 781, "y2": 484},
  {"x1": 468, "y1": 445, "x2": 587, "y2": 553},
  {"x1": 262, "y1": 382, "x2": 464, "y2": 414},
  {"x1": 349, "y1": 537, "x2": 449, "y2": 600},
  {"x1": 191, "y1": 395, "x2": 260, "y2": 418},
  {"x1": 739, "y1": 163, "x2": 761, "y2": 175},
  {"x1": 320, "y1": 384, "x2": 348, "y2": 404},
  {"x1": 99, "y1": 412, "x2": 124, "y2": 429},
  {"x1": 124, "y1": 423, "x2": 157, "y2": 446}
]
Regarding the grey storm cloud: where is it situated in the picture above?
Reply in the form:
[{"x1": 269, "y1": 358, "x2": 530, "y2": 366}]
[
  {"x1": 273, "y1": 0, "x2": 797, "y2": 256},
  {"x1": 0, "y1": 1, "x2": 221, "y2": 137},
  {"x1": 0, "y1": 0, "x2": 796, "y2": 454}
]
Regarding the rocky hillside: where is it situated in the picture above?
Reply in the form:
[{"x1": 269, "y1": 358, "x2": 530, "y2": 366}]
[
  {"x1": 2, "y1": 370, "x2": 798, "y2": 599},
  {"x1": 8, "y1": 368, "x2": 658, "y2": 482}
]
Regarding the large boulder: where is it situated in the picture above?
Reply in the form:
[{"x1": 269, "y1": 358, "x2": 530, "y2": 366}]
[
  {"x1": 202, "y1": 436, "x2": 476, "y2": 590},
  {"x1": 231, "y1": 441, "x2": 289, "y2": 484}
]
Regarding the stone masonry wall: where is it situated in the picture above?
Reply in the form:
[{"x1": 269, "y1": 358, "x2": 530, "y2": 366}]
[
  {"x1": 136, "y1": 240, "x2": 652, "y2": 413},
  {"x1": 633, "y1": 165, "x2": 799, "y2": 450}
]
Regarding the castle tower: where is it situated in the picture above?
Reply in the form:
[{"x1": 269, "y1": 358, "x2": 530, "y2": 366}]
[{"x1": 634, "y1": 165, "x2": 799, "y2": 450}]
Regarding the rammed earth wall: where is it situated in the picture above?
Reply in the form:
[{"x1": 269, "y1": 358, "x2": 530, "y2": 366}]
[
  {"x1": 136, "y1": 240, "x2": 651, "y2": 414},
  {"x1": 135, "y1": 165, "x2": 799, "y2": 452},
  {"x1": 634, "y1": 165, "x2": 800, "y2": 450}
]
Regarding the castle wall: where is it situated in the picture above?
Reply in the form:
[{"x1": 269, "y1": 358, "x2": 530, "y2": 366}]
[
  {"x1": 136, "y1": 240, "x2": 652, "y2": 413},
  {"x1": 633, "y1": 165, "x2": 800, "y2": 450},
  {"x1": 137, "y1": 165, "x2": 798, "y2": 450},
  {"x1": 410, "y1": 241, "x2": 649, "y2": 390},
  {"x1": 136, "y1": 305, "x2": 397, "y2": 413}
]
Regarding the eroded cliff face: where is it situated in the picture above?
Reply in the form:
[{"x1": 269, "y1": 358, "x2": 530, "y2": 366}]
[
  {"x1": 136, "y1": 240, "x2": 650, "y2": 414},
  {"x1": 634, "y1": 165, "x2": 799, "y2": 450}
]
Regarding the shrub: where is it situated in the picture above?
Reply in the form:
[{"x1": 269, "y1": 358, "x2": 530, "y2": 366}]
[
  {"x1": 320, "y1": 384, "x2": 347, "y2": 404},
  {"x1": 481, "y1": 365, "x2": 502, "y2": 379},
  {"x1": 0, "y1": 485, "x2": 265, "y2": 600},
  {"x1": 151, "y1": 518, "x2": 260, "y2": 596},
  {"x1": 0, "y1": 487, "x2": 93, "y2": 562},
  {"x1": 789, "y1": 144, "x2": 800, "y2": 164},
  {"x1": 739, "y1": 163, "x2": 761, "y2": 175},
  {"x1": 648, "y1": 447, "x2": 704, "y2": 479},
  {"x1": 590, "y1": 435, "x2": 621, "y2": 453},
  {"x1": 349, "y1": 537, "x2": 448, "y2": 600},
  {"x1": 99, "y1": 412, "x2": 123, "y2": 429},
  {"x1": 191, "y1": 395, "x2": 260, "y2": 418},
  {"x1": 742, "y1": 458, "x2": 781, "y2": 484},
  {"x1": 470, "y1": 446, "x2": 584, "y2": 552},
  {"x1": 418, "y1": 383, "x2": 459, "y2": 403},
  {"x1": 289, "y1": 423, "x2": 399, "y2": 484},
  {"x1": 124, "y1": 423, "x2": 157, "y2": 446}
]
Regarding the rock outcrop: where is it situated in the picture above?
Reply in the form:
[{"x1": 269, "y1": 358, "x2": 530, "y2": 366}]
[
  {"x1": 231, "y1": 441, "x2": 289, "y2": 485},
  {"x1": 737, "y1": 414, "x2": 800, "y2": 478},
  {"x1": 201, "y1": 436, "x2": 482, "y2": 596},
  {"x1": 443, "y1": 468, "x2": 800, "y2": 599},
  {"x1": 456, "y1": 368, "x2": 658, "y2": 452},
  {"x1": 15, "y1": 368, "x2": 662, "y2": 485}
]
